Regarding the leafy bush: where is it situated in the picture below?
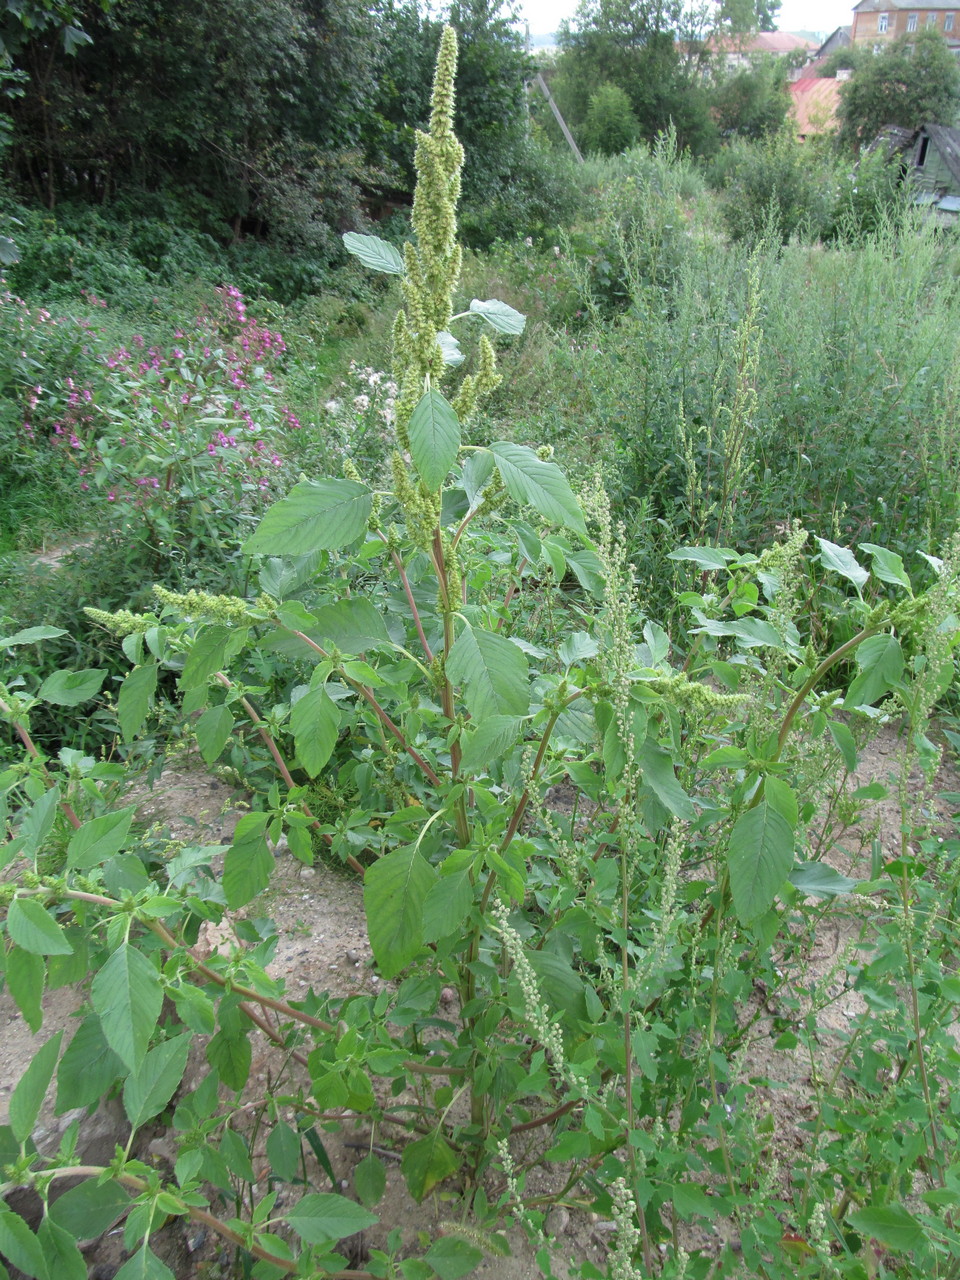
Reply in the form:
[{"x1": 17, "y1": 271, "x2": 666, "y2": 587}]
[
  {"x1": 718, "y1": 133, "x2": 837, "y2": 244},
  {"x1": 582, "y1": 83, "x2": 640, "y2": 156}
]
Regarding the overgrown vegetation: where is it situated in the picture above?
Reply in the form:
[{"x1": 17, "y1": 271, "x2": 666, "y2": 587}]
[{"x1": 3, "y1": 9, "x2": 960, "y2": 1280}]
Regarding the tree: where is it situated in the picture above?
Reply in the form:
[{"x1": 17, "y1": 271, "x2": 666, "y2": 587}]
[
  {"x1": 583, "y1": 82, "x2": 640, "y2": 153},
  {"x1": 837, "y1": 28, "x2": 960, "y2": 151},
  {"x1": 711, "y1": 56, "x2": 790, "y2": 140}
]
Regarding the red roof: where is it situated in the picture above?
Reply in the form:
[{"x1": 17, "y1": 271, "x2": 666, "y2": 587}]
[{"x1": 789, "y1": 76, "x2": 842, "y2": 136}]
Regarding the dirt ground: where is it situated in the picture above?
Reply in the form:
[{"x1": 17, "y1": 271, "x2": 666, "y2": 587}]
[{"x1": 1, "y1": 727, "x2": 957, "y2": 1278}]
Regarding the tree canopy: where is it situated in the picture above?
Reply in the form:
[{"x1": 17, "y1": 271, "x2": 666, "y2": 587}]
[{"x1": 837, "y1": 29, "x2": 960, "y2": 151}]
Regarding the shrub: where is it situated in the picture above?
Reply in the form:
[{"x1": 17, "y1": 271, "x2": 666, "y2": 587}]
[{"x1": 718, "y1": 133, "x2": 837, "y2": 244}]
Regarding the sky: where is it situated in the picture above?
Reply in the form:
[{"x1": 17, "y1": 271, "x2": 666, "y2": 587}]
[{"x1": 517, "y1": 0, "x2": 854, "y2": 42}]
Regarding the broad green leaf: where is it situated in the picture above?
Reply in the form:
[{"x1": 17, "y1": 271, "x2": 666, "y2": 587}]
[
  {"x1": 223, "y1": 813, "x2": 273, "y2": 909},
  {"x1": 816, "y1": 537, "x2": 869, "y2": 590},
  {"x1": 56, "y1": 1015, "x2": 123, "y2": 1113},
  {"x1": 0, "y1": 1210, "x2": 46, "y2": 1278},
  {"x1": 764, "y1": 776, "x2": 798, "y2": 827},
  {"x1": 848, "y1": 1204, "x2": 925, "y2": 1252},
  {"x1": 312, "y1": 598, "x2": 391, "y2": 653},
  {"x1": 355, "y1": 1153, "x2": 387, "y2": 1208},
  {"x1": 117, "y1": 663, "x2": 158, "y2": 743},
  {"x1": 37, "y1": 1218, "x2": 86, "y2": 1280},
  {"x1": 789, "y1": 862, "x2": 858, "y2": 898},
  {"x1": 447, "y1": 623, "x2": 529, "y2": 721},
  {"x1": 462, "y1": 450, "x2": 495, "y2": 508},
  {"x1": 671, "y1": 1183, "x2": 724, "y2": 1220},
  {"x1": 424, "y1": 1237, "x2": 485, "y2": 1280},
  {"x1": 16, "y1": 785, "x2": 59, "y2": 862},
  {"x1": 564, "y1": 548, "x2": 605, "y2": 596},
  {"x1": 245, "y1": 479, "x2": 371, "y2": 556},
  {"x1": 9, "y1": 1031, "x2": 62, "y2": 1144},
  {"x1": 843, "y1": 634, "x2": 904, "y2": 709},
  {"x1": 0, "y1": 626, "x2": 67, "y2": 647},
  {"x1": 727, "y1": 801, "x2": 795, "y2": 925},
  {"x1": 91, "y1": 943, "x2": 162, "y2": 1072},
  {"x1": 489, "y1": 442, "x2": 586, "y2": 534},
  {"x1": 66, "y1": 807, "x2": 136, "y2": 870},
  {"x1": 267, "y1": 1121, "x2": 302, "y2": 1182},
  {"x1": 179, "y1": 625, "x2": 229, "y2": 691},
  {"x1": 114, "y1": 1245, "x2": 176, "y2": 1280},
  {"x1": 859, "y1": 543, "x2": 912, "y2": 593},
  {"x1": 123, "y1": 1034, "x2": 191, "y2": 1129},
  {"x1": 206, "y1": 1024, "x2": 251, "y2": 1092},
  {"x1": 668, "y1": 546, "x2": 733, "y2": 571},
  {"x1": 469, "y1": 297, "x2": 526, "y2": 335},
  {"x1": 38, "y1": 667, "x2": 105, "y2": 707},
  {"x1": 408, "y1": 390, "x2": 461, "y2": 491},
  {"x1": 637, "y1": 741, "x2": 696, "y2": 820},
  {"x1": 527, "y1": 949, "x2": 588, "y2": 1022},
  {"x1": 342, "y1": 231, "x2": 404, "y2": 275},
  {"x1": 726, "y1": 618, "x2": 784, "y2": 649},
  {"x1": 7, "y1": 898, "x2": 72, "y2": 955},
  {"x1": 827, "y1": 720, "x2": 858, "y2": 773},
  {"x1": 285, "y1": 1192, "x2": 377, "y2": 1244},
  {"x1": 193, "y1": 704, "x2": 233, "y2": 764},
  {"x1": 364, "y1": 845, "x2": 435, "y2": 979},
  {"x1": 458, "y1": 715, "x2": 523, "y2": 775},
  {"x1": 436, "y1": 330, "x2": 465, "y2": 366},
  {"x1": 290, "y1": 686, "x2": 340, "y2": 778},
  {"x1": 49, "y1": 1180, "x2": 131, "y2": 1237},
  {"x1": 6, "y1": 945, "x2": 44, "y2": 1032},
  {"x1": 400, "y1": 1132, "x2": 459, "y2": 1202},
  {"x1": 421, "y1": 869, "x2": 473, "y2": 943},
  {"x1": 558, "y1": 631, "x2": 599, "y2": 668}
]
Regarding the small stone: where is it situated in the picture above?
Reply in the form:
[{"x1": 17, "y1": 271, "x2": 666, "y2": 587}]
[
  {"x1": 545, "y1": 1208, "x2": 569, "y2": 1236},
  {"x1": 186, "y1": 1226, "x2": 207, "y2": 1253},
  {"x1": 147, "y1": 1137, "x2": 176, "y2": 1165},
  {"x1": 346, "y1": 948, "x2": 360, "y2": 963},
  {"x1": 440, "y1": 987, "x2": 456, "y2": 1004},
  {"x1": 300, "y1": 867, "x2": 316, "y2": 880},
  {"x1": 273, "y1": 834, "x2": 290, "y2": 857}
]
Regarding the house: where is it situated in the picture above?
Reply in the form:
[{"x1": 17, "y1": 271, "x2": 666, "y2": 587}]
[
  {"x1": 868, "y1": 122, "x2": 960, "y2": 218},
  {"x1": 709, "y1": 31, "x2": 818, "y2": 72},
  {"x1": 790, "y1": 76, "x2": 843, "y2": 137},
  {"x1": 851, "y1": 0, "x2": 960, "y2": 52},
  {"x1": 815, "y1": 25, "x2": 853, "y2": 58}
]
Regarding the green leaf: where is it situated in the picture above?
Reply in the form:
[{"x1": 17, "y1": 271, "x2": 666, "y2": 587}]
[
  {"x1": 408, "y1": 390, "x2": 461, "y2": 492},
  {"x1": 458, "y1": 715, "x2": 523, "y2": 775},
  {"x1": 6, "y1": 898, "x2": 73, "y2": 955},
  {"x1": 267, "y1": 1121, "x2": 302, "y2": 1182},
  {"x1": 0, "y1": 626, "x2": 68, "y2": 647},
  {"x1": 206, "y1": 1025, "x2": 251, "y2": 1093},
  {"x1": 0, "y1": 1210, "x2": 47, "y2": 1278},
  {"x1": 436, "y1": 331, "x2": 464, "y2": 366},
  {"x1": 10, "y1": 1031, "x2": 62, "y2": 1144},
  {"x1": 558, "y1": 631, "x2": 599, "y2": 668},
  {"x1": 118, "y1": 663, "x2": 158, "y2": 743},
  {"x1": 859, "y1": 543, "x2": 912, "y2": 593},
  {"x1": 66, "y1": 807, "x2": 136, "y2": 871},
  {"x1": 223, "y1": 813, "x2": 273, "y2": 909},
  {"x1": 114, "y1": 1245, "x2": 176, "y2": 1280},
  {"x1": 179, "y1": 625, "x2": 229, "y2": 692},
  {"x1": 462, "y1": 451, "x2": 495, "y2": 508},
  {"x1": 816, "y1": 537, "x2": 869, "y2": 590},
  {"x1": 789, "y1": 862, "x2": 858, "y2": 898},
  {"x1": 424, "y1": 1236, "x2": 485, "y2": 1280},
  {"x1": 312, "y1": 598, "x2": 391, "y2": 653},
  {"x1": 363, "y1": 845, "x2": 435, "y2": 979},
  {"x1": 123, "y1": 1034, "x2": 191, "y2": 1129},
  {"x1": 91, "y1": 943, "x2": 162, "y2": 1072},
  {"x1": 843, "y1": 634, "x2": 904, "y2": 709},
  {"x1": 355, "y1": 1154, "x2": 387, "y2": 1208},
  {"x1": 56, "y1": 1015, "x2": 123, "y2": 1113},
  {"x1": 421, "y1": 870, "x2": 473, "y2": 943},
  {"x1": 672, "y1": 1183, "x2": 723, "y2": 1220},
  {"x1": 37, "y1": 1217, "x2": 86, "y2": 1280},
  {"x1": 342, "y1": 231, "x2": 404, "y2": 275},
  {"x1": 446, "y1": 624, "x2": 529, "y2": 721},
  {"x1": 848, "y1": 1204, "x2": 925, "y2": 1252},
  {"x1": 527, "y1": 949, "x2": 588, "y2": 1022},
  {"x1": 6, "y1": 945, "x2": 44, "y2": 1032},
  {"x1": 48, "y1": 1180, "x2": 130, "y2": 1238},
  {"x1": 469, "y1": 297, "x2": 526, "y2": 335},
  {"x1": 37, "y1": 668, "x2": 105, "y2": 707},
  {"x1": 195, "y1": 704, "x2": 234, "y2": 764},
  {"x1": 637, "y1": 741, "x2": 696, "y2": 820},
  {"x1": 284, "y1": 1193, "x2": 377, "y2": 1244},
  {"x1": 727, "y1": 801, "x2": 795, "y2": 925},
  {"x1": 290, "y1": 686, "x2": 340, "y2": 779},
  {"x1": 245, "y1": 479, "x2": 372, "y2": 556},
  {"x1": 16, "y1": 786, "x2": 60, "y2": 862},
  {"x1": 668, "y1": 546, "x2": 733, "y2": 570},
  {"x1": 400, "y1": 1132, "x2": 459, "y2": 1202},
  {"x1": 489, "y1": 442, "x2": 586, "y2": 534},
  {"x1": 827, "y1": 720, "x2": 858, "y2": 773}
]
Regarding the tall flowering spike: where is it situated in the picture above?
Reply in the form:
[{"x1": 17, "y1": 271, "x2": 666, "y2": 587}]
[{"x1": 395, "y1": 24, "x2": 465, "y2": 450}]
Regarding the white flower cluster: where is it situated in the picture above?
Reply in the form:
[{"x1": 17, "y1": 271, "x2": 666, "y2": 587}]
[{"x1": 491, "y1": 897, "x2": 565, "y2": 1066}]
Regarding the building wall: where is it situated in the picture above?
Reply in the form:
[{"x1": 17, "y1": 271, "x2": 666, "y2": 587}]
[{"x1": 851, "y1": 6, "x2": 960, "y2": 47}]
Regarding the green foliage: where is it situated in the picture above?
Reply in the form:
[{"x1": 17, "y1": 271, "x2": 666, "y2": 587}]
[
  {"x1": 582, "y1": 83, "x2": 640, "y2": 155},
  {"x1": 711, "y1": 56, "x2": 791, "y2": 140},
  {"x1": 717, "y1": 132, "x2": 835, "y2": 242},
  {"x1": 837, "y1": 28, "x2": 960, "y2": 151}
]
